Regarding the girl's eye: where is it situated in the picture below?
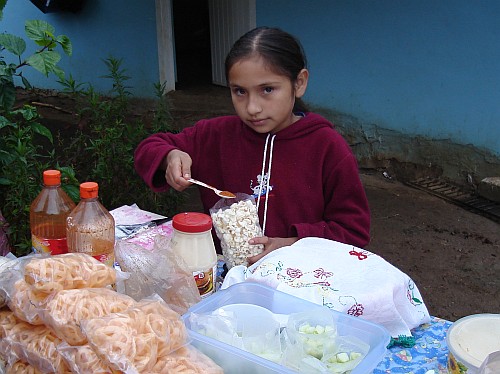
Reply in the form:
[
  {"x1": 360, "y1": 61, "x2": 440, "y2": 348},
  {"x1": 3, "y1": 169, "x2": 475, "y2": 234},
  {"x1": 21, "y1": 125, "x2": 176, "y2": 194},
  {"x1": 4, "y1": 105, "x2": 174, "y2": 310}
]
[
  {"x1": 232, "y1": 88, "x2": 246, "y2": 96},
  {"x1": 263, "y1": 86, "x2": 274, "y2": 94}
]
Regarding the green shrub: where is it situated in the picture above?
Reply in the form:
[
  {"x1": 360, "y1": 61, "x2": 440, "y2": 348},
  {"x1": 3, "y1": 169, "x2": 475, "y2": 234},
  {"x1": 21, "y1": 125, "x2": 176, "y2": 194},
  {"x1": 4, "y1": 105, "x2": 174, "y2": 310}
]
[
  {"x1": 56, "y1": 57, "x2": 186, "y2": 218},
  {"x1": 0, "y1": 19, "x2": 78, "y2": 256},
  {"x1": 0, "y1": 15, "x2": 184, "y2": 256}
]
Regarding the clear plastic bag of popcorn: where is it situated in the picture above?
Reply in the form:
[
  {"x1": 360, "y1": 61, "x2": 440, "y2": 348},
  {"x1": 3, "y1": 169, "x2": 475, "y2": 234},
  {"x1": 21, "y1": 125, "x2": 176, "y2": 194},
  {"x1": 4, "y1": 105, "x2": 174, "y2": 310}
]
[{"x1": 210, "y1": 193, "x2": 264, "y2": 269}]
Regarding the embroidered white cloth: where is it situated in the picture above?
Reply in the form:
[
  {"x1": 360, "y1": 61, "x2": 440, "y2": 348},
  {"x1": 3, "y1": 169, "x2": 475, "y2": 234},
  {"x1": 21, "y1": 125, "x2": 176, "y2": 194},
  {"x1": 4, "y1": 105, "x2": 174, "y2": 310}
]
[{"x1": 221, "y1": 237, "x2": 431, "y2": 338}]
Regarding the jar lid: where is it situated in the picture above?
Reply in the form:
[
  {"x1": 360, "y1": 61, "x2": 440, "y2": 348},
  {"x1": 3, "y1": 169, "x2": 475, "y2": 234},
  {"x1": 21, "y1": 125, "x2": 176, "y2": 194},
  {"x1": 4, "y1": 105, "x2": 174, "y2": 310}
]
[
  {"x1": 43, "y1": 170, "x2": 61, "y2": 186},
  {"x1": 80, "y1": 182, "x2": 99, "y2": 199},
  {"x1": 172, "y1": 212, "x2": 213, "y2": 233}
]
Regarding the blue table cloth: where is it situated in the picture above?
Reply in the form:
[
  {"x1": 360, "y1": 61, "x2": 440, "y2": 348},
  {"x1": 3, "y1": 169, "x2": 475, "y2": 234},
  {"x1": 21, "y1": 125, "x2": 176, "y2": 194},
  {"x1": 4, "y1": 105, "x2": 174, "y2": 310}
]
[{"x1": 374, "y1": 316, "x2": 452, "y2": 374}]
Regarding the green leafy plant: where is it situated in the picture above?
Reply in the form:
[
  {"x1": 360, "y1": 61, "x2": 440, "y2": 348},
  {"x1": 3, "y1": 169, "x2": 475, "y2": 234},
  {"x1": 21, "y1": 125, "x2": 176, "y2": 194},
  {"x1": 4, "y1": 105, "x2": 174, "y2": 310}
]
[
  {"x1": 57, "y1": 57, "x2": 185, "y2": 217},
  {"x1": 0, "y1": 19, "x2": 77, "y2": 256}
]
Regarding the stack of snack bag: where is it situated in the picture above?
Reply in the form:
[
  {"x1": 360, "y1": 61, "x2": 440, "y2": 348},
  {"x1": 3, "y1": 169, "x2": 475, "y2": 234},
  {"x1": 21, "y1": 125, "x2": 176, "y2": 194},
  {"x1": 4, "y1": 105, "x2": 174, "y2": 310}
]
[{"x1": 0, "y1": 253, "x2": 223, "y2": 374}]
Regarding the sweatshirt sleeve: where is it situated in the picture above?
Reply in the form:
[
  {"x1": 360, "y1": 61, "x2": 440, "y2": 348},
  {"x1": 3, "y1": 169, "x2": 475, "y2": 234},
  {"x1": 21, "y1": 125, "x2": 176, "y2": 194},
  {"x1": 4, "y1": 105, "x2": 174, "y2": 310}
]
[
  {"x1": 291, "y1": 152, "x2": 371, "y2": 249},
  {"x1": 134, "y1": 126, "x2": 198, "y2": 192}
]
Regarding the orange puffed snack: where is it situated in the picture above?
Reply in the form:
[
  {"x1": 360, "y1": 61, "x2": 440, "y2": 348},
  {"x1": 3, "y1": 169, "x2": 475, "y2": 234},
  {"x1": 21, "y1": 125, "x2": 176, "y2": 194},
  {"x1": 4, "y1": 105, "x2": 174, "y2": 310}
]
[
  {"x1": 83, "y1": 298, "x2": 190, "y2": 373},
  {"x1": 0, "y1": 308, "x2": 17, "y2": 338},
  {"x1": 58, "y1": 343, "x2": 121, "y2": 374},
  {"x1": 41, "y1": 288, "x2": 135, "y2": 346},
  {"x1": 6, "y1": 360, "x2": 44, "y2": 374},
  {"x1": 24, "y1": 253, "x2": 116, "y2": 294},
  {"x1": 152, "y1": 345, "x2": 224, "y2": 374},
  {"x1": 5, "y1": 320, "x2": 70, "y2": 373},
  {"x1": 7, "y1": 279, "x2": 46, "y2": 325}
]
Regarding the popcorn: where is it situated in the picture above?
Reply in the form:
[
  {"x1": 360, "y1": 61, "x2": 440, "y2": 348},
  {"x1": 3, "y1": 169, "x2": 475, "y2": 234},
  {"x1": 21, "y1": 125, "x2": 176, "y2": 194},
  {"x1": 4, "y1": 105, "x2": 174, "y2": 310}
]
[{"x1": 211, "y1": 198, "x2": 264, "y2": 268}]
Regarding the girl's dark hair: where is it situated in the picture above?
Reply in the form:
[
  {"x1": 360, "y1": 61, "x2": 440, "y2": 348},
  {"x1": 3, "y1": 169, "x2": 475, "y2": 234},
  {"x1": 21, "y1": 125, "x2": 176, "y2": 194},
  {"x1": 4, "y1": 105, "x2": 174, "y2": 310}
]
[{"x1": 225, "y1": 26, "x2": 309, "y2": 112}]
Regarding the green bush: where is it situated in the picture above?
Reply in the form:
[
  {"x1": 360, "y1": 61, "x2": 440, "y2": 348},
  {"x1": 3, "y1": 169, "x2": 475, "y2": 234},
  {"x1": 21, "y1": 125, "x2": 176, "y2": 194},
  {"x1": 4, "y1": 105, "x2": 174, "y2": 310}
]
[
  {"x1": 57, "y1": 57, "x2": 186, "y2": 217},
  {"x1": 0, "y1": 19, "x2": 78, "y2": 256},
  {"x1": 0, "y1": 15, "x2": 184, "y2": 256}
]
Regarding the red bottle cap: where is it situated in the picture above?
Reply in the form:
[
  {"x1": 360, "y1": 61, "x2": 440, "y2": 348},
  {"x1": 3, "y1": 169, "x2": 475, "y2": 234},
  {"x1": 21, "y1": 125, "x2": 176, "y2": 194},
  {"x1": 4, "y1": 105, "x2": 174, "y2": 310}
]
[
  {"x1": 43, "y1": 170, "x2": 61, "y2": 186},
  {"x1": 172, "y1": 212, "x2": 213, "y2": 233},
  {"x1": 80, "y1": 182, "x2": 99, "y2": 199}
]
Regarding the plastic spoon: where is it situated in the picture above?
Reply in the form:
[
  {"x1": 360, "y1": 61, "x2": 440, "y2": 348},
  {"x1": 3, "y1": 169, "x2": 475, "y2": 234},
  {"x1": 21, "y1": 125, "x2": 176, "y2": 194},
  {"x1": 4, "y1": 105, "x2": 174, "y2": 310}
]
[{"x1": 187, "y1": 178, "x2": 236, "y2": 199}]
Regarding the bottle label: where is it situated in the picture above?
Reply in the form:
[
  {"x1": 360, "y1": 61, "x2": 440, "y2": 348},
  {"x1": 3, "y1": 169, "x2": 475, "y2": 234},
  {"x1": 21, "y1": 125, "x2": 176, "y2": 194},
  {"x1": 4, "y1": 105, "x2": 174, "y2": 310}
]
[
  {"x1": 32, "y1": 234, "x2": 68, "y2": 255},
  {"x1": 194, "y1": 265, "x2": 216, "y2": 298},
  {"x1": 93, "y1": 252, "x2": 115, "y2": 268}
]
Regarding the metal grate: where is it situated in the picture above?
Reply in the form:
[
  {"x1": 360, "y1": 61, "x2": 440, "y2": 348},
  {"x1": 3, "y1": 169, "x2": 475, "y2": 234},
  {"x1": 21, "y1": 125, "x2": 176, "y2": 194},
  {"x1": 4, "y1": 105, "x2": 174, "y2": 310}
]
[{"x1": 405, "y1": 177, "x2": 500, "y2": 223}]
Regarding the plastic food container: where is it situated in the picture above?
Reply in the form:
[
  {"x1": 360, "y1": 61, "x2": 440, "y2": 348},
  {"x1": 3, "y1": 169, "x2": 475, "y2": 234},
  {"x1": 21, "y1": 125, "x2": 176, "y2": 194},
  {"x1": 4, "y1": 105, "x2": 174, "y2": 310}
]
[
  {"x1": 182, "y1": 282, "x2": 391, "y2": 373},
  {"x1": 446, "y1": 313, "x2": 500, "y2": 374}
]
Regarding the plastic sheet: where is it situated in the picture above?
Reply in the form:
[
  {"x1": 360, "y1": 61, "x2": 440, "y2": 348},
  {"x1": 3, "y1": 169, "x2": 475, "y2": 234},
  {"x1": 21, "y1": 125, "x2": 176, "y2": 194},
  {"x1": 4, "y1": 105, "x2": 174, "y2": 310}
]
[{"x1": 115, "y1": 235, "x2": 201, "y2": 315}]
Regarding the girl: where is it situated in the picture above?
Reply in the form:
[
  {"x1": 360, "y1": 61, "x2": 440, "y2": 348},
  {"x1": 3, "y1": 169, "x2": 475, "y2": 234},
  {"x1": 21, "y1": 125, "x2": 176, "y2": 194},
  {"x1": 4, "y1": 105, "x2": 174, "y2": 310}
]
[{"x1": 134, "y1": 26, "x2": 370, "y2": 264}]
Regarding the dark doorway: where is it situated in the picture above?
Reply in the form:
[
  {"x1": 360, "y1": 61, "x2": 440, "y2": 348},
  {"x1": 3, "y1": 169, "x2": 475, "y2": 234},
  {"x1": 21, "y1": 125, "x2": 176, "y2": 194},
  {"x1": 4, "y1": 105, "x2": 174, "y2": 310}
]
[{"x1": 173, "y1": 0, "x2": 212, "y2": 90}]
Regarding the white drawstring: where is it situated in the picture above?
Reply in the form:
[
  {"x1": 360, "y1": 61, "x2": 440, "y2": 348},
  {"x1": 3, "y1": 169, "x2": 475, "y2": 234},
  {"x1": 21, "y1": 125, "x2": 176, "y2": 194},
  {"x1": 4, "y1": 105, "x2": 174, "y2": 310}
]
[
  {"x1": 256, "y1": 134, "x2": 276, "y2": 235},
  {"x1": 256, "y1": 134, "x2": 270, "y2": 212}
]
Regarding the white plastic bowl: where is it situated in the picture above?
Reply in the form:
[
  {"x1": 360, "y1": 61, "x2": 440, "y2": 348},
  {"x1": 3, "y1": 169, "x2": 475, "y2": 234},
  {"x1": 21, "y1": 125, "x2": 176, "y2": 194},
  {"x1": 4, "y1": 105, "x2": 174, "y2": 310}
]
[{"x1": 446, "y1": 313, "x2": 500, "y2": 373}]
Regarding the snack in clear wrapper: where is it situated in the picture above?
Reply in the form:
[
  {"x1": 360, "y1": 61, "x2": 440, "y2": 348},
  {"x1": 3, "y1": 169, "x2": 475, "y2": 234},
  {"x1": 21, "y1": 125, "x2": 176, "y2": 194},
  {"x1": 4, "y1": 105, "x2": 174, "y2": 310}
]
[
  {"x1": 6, "y1": 360, "x2": 44, "y2": 374},
  {"x1": 152, "y1": 345, "x2": 224, "y2": 374},
  {"x1": 0, "y1": 308, "x2": 17, "y2": 362},
  {"x1": 82, "y1": 296, "x2": 189, "y2": 373},
  {"x1": 0, "y1": 256, "x2": 15, "y2": 308},
  {"x1": 23, "y1": 253, "x2": 116, "y2": 294},
  {"x1": 7, "y1": 279, "x2": 46, "y2": 325},
  {"x1": 210, "y1": 193, "x2": 264, "y2": 268},
  {"x1": 3, "y1": 320, "x2": 70, "y2": 373},
  {"x1": 0, "y1": 308, "x2": 18, "y2": 339},
  {"x1": 40, "y1": 287, "x2": 135, "y2": 346},
  {"x1": 58, "y1": 343, "x2": 120, "y2": 374}
]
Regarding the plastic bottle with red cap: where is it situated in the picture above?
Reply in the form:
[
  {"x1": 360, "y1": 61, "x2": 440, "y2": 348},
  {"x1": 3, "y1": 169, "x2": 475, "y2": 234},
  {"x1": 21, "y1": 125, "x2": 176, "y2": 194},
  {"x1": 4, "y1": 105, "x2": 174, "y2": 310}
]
[
  {"x1": 30, "y1": 169, "x2": 76, "y2": 255},
  {"x1": 170, "y1": 212, "x2": 218, "y2": 298},
  {"x1": 66, "y1": 182, "x2": 115, "y2": 267}
]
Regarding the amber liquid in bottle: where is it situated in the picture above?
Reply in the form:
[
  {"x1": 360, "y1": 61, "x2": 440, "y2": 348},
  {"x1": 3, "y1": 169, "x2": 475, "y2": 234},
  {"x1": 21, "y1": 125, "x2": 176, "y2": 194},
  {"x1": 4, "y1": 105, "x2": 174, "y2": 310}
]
[
  {"x1": 66, "y1": 182, "x2": 115, "y2": 267},
  {"x1": 30, "y1": 170, "x2": 76, "y2": 255}
]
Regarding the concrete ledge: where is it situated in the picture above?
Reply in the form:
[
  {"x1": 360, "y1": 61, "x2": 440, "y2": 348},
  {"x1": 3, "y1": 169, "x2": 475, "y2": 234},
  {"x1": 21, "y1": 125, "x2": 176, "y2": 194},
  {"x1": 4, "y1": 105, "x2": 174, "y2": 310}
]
[{"x1": 478, "y1": 177, "x2": 500, "y2": 202}]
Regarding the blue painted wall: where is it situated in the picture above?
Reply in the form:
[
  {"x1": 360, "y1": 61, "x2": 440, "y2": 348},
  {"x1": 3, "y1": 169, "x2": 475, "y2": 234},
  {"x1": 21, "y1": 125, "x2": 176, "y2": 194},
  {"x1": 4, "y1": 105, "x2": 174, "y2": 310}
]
[
  {"x1": 256, "y1": 0, "x2": 500, "y2": 158},
  {"x1": 3, "y1": 0, "x2": 500, "y2": 172},
  {"x1": 2, "y1": 0, "x2": 159, "y2": 96}
]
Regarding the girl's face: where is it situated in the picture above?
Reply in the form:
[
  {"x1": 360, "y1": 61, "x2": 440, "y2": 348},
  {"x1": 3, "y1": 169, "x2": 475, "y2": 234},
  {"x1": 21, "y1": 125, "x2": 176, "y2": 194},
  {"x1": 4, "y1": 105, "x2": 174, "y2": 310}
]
[{"x1": 228, "y1": 55, "x2": 308, "y2": 134}]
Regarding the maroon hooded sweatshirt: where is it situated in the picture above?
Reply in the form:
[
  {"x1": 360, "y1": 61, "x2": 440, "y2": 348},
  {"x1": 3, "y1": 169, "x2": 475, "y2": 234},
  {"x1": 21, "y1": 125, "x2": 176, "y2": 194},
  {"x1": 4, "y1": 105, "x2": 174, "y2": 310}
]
[{"x1": 134, "y1": 113, "x2": 370, "y2": 248}]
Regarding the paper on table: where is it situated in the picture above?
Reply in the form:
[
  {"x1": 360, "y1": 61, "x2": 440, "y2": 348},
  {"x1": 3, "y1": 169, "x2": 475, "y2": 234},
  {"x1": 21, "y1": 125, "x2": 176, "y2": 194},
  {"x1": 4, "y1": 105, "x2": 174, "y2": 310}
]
[{"x1": 110, "y1": 204, "x2": 167, "y2": 226}]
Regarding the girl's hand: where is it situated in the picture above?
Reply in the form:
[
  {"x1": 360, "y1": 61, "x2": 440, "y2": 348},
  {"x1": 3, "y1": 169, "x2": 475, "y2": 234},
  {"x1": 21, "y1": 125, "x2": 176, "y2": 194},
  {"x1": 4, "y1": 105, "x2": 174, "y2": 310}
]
[
  {"x1": 247, "y1": 236, "x2": 299, "y2": 265},
  {"x1": 164, "y1": 150, "x2": 193, "y2": 191}
]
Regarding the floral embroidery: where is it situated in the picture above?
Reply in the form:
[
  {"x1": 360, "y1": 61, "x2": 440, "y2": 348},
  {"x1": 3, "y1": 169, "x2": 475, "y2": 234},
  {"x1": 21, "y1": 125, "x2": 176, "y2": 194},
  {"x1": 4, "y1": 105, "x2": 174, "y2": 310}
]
[
  {"x1": 255, "y1": 262, "x2": 337, "y2": 291},
  {"x1": 313, "y1": 268, "x2": 333, "y2": 279},
  {"x1": 407, "y1": 280, "x2": 423, "y2": 306},
  {"x1": 349, "y1": 249, "x2": 369, "y2": 260},
  {"x1": 286, "y1": 267, "x2": 303, "y2": 278},
  {"x1": 347, "y1": 303, "x2": 365, "y2": 317},
  {"x1": 253, "y1": 260, "x2": 283, "y2": 277}
]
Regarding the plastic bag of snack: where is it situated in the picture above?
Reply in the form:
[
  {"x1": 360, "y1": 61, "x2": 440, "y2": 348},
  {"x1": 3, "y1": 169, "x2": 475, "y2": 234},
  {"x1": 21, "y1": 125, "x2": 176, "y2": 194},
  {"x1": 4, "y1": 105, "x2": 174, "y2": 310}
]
[
  {"x1": 40, "y1": 287, "x2": 135, "y2": 346},
  {"x1": 5, "y1": 360, "x2": 44, "y2": 374},
  {"x1": 6, "y1": 279, "x2": 47, "y2": 326},
  {"x1": 58, "y1": 343, "x2": 120, "y2": 374},
  {"x1": 23, "y1": 253, "x2": 117, "y2": 294},
  {"x1": 210, "y1": 193, "x2": 264, "y2": 268},
  {"x1": 115, "y1": 235, "x2": 201, "y2": 315},
  {"x1": 152, "y1": 345, "x2": 224, "y2": 374},
  {"x1": 82, "y1": 295, "x2": 189, "y2": 373},
  {"x1": 3, "y1": 320, "x2": 70, "y2": 373},
  {"x1": 0, "y1": 308, "x2": 18, "y2": 364},
  {"x1": 0, "y1": 255, "x2": 26, "y2": 309}
]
